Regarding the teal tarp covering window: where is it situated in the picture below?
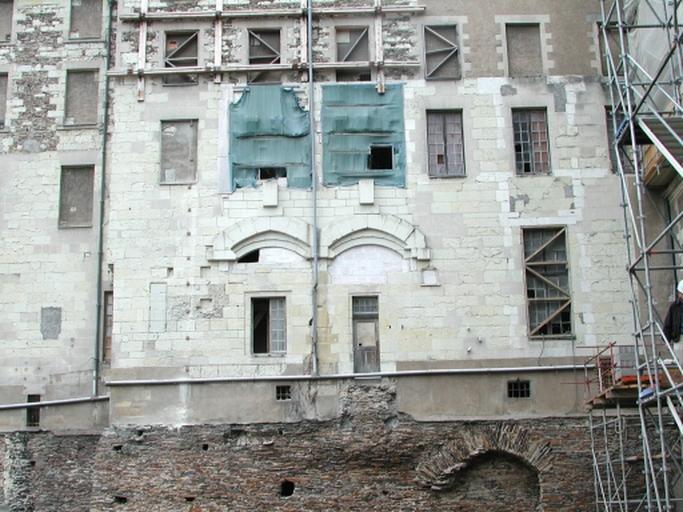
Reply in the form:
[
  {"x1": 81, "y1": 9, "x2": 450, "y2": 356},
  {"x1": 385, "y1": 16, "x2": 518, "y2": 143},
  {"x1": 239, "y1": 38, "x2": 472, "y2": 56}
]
[
  {"x1": 322, "y1": 83, "x2": 405, "y2": 187},
  {"x1": 230, "y1": 85, "x2": 311, "y2": 189}
]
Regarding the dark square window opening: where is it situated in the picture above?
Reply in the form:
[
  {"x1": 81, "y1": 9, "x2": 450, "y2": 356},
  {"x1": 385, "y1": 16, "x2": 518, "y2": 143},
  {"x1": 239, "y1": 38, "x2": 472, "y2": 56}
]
[
  {"x1": 368, "y1": 145, "x2": 393, "y2": 171},
  {"x1": 26, "y1": 394, "x2": 40, "y2": 427},
  {"x1": 259, "y1": 167, "x2": 287, "y2": 180},
  {"x1": 507, "y1": 380, "x2": 530, "y2": 398},
  {"x1": 276, "y1": 385, "x2": 292, "y2": 401}
]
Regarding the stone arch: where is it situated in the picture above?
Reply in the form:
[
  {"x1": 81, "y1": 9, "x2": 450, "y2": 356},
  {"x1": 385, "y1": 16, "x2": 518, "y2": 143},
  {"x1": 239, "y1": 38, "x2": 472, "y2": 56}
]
[
  {"x1": 319, "y1": 214, "x2": 431, "y2": 262},
  {"x1": 210, "y1": 217, "x2": 313, "y2": 261},
  {"x1": 415, "y1": 424, "x2": 552, "y2": 492}
]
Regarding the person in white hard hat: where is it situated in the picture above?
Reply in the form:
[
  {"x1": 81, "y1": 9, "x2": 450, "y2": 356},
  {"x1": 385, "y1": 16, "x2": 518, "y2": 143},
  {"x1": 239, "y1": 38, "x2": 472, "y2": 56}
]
[{"x1": 663, "y1": 280, "x2": 683, "y2": 346}]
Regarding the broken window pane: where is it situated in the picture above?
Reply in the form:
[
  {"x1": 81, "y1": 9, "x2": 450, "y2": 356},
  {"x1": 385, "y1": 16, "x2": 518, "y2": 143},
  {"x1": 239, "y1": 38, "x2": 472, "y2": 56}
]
[
  {"x1": 336, "y1": 27, "x2": 370, "y2": 82},
  {"x1": 164, "y1": 31, "x2": 198, "y2": 85},
  {"x1": 252, "y1": 297, "x2": 286, "y2": 354},
  {"x1": 160, "y1": 120, "x2": 197, "y2": 184},
  {"x1": 0, "y1": 0, "x2": 13, "y2": 42},
  {"x1": 513, "y1": 109, "x2": 549, "y2": 175},
  {"x1": 523, "y1": 227, "x2": 571, "y2": 337},
  {"x1": 424, "y1": 25, "x2": 460, "y2": 80},
  {"x1": 368, "y1": 145, "x2": 393, "y2": 170},
  {"x1": 427, "y1": 110, "x2": 465, "y2": 177},
  {"x1": 65, "y1": 70, "x2": 99, "y2": 125},
  {"x1": 70, "y1": 0, "x2": 102, "y2": 39},
  {"x1": 506, "y1": 23, "x2": 543, "y2": 77},
  {"x1": 0, "y1": 74, "x2": 7, "y2": 129},
  {"x1": 26, "y1": 395, "x2": 40, "y2": 427},
  {"x1": 59, "y1": 166, "x2": 94, "y2": 227},
  {"x1": 248, "y1": 29, "x2": 281, "y2": 83}
]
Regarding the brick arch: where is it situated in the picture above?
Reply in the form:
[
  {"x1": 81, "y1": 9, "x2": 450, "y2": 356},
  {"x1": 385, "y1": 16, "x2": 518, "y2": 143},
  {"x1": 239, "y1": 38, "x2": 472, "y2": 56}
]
[
  {"x1": 415, "y1": 424, "x2": 552, "y2": 492},
  {"x1": 210, "y1": 217, "x2": 313, "y2": 261},
  {"x1": 319, "y1": 214, "x2": 431, "y2": 262}
]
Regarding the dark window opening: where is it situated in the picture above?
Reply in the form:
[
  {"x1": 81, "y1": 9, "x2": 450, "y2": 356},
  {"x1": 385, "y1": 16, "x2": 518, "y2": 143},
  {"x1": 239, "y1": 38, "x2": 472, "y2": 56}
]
[
  {"x1": 280, "y1": 480, "x2": 295, "y2": 497},
  {"x1": 259, "y1": 167, "x2": 287, "y2": 180},
  {"x1": 508, "y1": 380, "x2": 531, "y2": 398},
  {"x1": 26, "y1": 394, "x2": 40, "y2": 427},
  {"x1": 164, "y1": 31, "x2": 198, "y2": 85},
  {"x1": 368, "y1": 145, "x2": 393, "y2": 170},
  {"x1": 201, "y1": 443, "x2": 209, "y2": 451},
  {"x1": 114, "y1": 496, "x2": 128, "y2": 504},
  {"x1": 237, "y1": 250, "x2": 260, "y2": 263},
  {"x1": 185, "y1": 497, "x2": 196, "y2": 502},
  {"x1": 276, "y1": 385, "x2": 292, "y2": 401},
  {"x1": 252, "y1": 297, "x2": 286, "y2": 354}
]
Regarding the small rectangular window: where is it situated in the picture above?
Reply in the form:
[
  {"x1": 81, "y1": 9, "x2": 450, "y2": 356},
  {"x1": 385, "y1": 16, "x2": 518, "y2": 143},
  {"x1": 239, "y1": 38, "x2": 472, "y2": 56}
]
[
  {"x1": 59, "y1": 166, "x2": 94, "y2": 228},
  {"x1": 26, "y1": 395, "x2": 40, "y2": 427},
  {"x1": 0, "y1": 0, "x2": 13, "y2": 43},
  {"x1": 427, "y1": 110, "x2": 465, "y2": 177},
  {"x1": 164, "y1": 31, "x2": 198, "y2": 85},
  {"x1": 513, "y1": 109, "x2": 549, "y2": 175},
  {"x1": 252, "y1": 297, "x2": 286, "y2": 354},
  {"x1": 368, "y1": 144, "x2": 393, "y2": 170},
  {"x1": 160, "y1": 120, "x2": 198, "y2": 184},
  {"x1": 0, "y1": 73, "x2": 7, "y2": 129},
  {"x1": 248, "y1": 29, "x2": 281, "y2": 83},
  {"x1": 424, "y1": 25, "x2": 460, "y2": 80},
  {"x1": 336, "y1": 27, "x2": 370, "y2": 82},
  {"x1": 102, "y1": 291, "x2": 113, "y2": 363},
  {"x1": 69, "y1": 0, "x2": 102, "y2": 39},
  {"x1": 506, "y1": 23, "x2": 543, "y2": 77},
  {"x1": 65, "y1": 70, "x2": 99, "y2": 126},
  {"x1": 523, "y1": 227, "x2": 571, "y2": 337},
  {"x1": 259, "y1": 167, "x2": 287, "y2": 180},
  {"x1": 507, "y1": 380, "x2": 530, "y2": 398},
  {"x1": 276, "y1": 385, "x2": 291, "y2": 401}
]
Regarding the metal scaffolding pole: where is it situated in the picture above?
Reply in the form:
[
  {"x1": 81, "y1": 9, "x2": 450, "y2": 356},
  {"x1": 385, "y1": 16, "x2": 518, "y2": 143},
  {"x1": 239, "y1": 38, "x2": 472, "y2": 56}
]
[{"x1": 594, "y1": 0, "x2": 683, "y2": 509}]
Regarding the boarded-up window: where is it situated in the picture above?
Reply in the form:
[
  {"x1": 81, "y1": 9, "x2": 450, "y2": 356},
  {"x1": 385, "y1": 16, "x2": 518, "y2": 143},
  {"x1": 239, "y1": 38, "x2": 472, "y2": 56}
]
[
  {"x1": 149, "y1": 283, "x2": 167, "y2": 332},
  {"x1": 69, "y1": 0, "x2": 102, "y2": 39},
  {"x1": 506, "y1": 24, "x2": 543, "y2": 77},
  {"x1": 427, "y1": 110, "x2": 465, "y2": 177},
  {"x1": 65, "y1": 70, "x2": 99, "y2": 125},
  {"x1": 0, "y1": 74, "x2": 7, "y2": 129},
  {"x1": 424, "y1": 25, "x2": 460, "y2": 80},
  {"x1": 523, "y1": 227, "x2": 571, "y2": 337},
  {"x1": 248, "y1": 29, "x2": 281, "y2": 83},
  {"x1": 26, "y1": 395, "x2": 40, "y2": 427},
  {"x1": 513, "y1": 109, "x2": 549, "y2": 175},
  {"x1": 59, "y1": 166, "x2": 94, "y2": 227},
  {"x1": 102, "y1": 291, "x2": 113, "y2": 363},
  {"x1": 161, "y1": 120, "x2": 197, "y2": 184},
  {"x1": 164, "y1": 31, "x2": 198, "y2": 84},
  {"x1": 336, "y1": 27, "x2": 370, "y2": 82},
  {"x1": 0, "y1": 0, "x2": 13, "y2": 42},
  {"x1": 252, "y1": 297, "x2": 286, "y2": 354}
]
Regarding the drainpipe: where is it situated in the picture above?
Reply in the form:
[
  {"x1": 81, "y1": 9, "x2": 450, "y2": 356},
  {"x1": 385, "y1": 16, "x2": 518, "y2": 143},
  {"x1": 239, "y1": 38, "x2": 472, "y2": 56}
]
[
  {"x1": 307, "y1": 0, "x2": 319, "y2": 376},
  {"x1": 92, "y1": 0, "x2": 115, "y2": 396}
]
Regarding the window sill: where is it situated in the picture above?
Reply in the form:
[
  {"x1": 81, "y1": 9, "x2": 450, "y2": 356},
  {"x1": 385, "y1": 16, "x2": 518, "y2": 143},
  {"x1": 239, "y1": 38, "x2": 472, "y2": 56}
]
[
  {"x1": 58, "y1": 124, "x2": 99, "y2": 131},
  {"x1": 529, "y1": 335, "x2": 575, "y2": 341},
  {"x1": 65, "y1": 38, "x2": 105, "y2": 44},
  {"x1": 58, "y1": 223, "x2": 94, "y2": 229},
  {"x1": 252, "y1": 353, "x2": 286, "y2": 358},
  {"x1": 160, "y1": 180, "x2": 198, "y2": 186},
  {"x1": 428, "y1": 174, "x2": 467, "y2": 179}
]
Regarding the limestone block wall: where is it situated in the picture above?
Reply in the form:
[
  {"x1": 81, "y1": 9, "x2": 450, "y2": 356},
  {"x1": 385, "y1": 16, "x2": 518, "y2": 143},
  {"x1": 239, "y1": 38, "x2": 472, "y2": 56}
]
[{"x1": 0, "y1": 0, "x2": 108, "y2": 409}]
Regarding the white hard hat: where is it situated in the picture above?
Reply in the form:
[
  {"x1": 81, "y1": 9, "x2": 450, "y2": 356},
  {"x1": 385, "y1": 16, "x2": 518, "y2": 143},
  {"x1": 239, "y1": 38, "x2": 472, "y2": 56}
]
[{"x1": 677, "y1": 280, "x2": 683, "y2": 294}]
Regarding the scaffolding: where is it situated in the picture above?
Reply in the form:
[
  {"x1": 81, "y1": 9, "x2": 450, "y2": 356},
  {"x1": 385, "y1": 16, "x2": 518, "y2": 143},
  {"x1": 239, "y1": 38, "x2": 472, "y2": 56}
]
[{"x1": 591, "y1": 0, "x2": 683, "y2": 509}]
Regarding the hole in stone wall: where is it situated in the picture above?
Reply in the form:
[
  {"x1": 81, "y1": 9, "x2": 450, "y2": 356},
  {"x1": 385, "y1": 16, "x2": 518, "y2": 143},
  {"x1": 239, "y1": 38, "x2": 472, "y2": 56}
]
[
  {"x1": 113, "y1": 445, "x2": 123, "y2": 452},
  {"x1": 185, "y1": 496, "x2": 196, "y2": 502},
  {"x1": 280, "y1": 480, "x2": 295, "y2": 497},
  {"x1": 167, "y1": 267, "x2": 174, "y2": 277},
  {"x1": 237, "y1": 250, "x2": 260, "y2": 263},
  {"x1": 202, "y1": 443, "x2": 209, "y2": 451},
  {"x1": 114, "y1": 496, "x2": 128, "y2": 504},
  {"x1": 29, "y1": 460, "x2": 36, "y2": 467}
]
